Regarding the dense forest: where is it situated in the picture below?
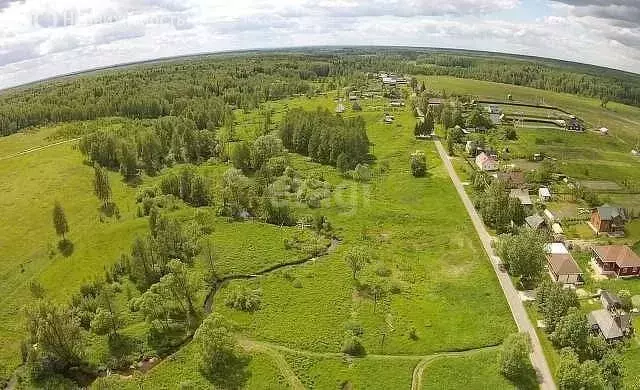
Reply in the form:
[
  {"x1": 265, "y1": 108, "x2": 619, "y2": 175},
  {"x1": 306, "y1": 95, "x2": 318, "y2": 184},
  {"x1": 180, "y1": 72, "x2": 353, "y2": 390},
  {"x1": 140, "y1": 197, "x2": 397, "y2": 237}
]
[{"x1": 1, "y1": 48, "x2": 640, "y2": 138}]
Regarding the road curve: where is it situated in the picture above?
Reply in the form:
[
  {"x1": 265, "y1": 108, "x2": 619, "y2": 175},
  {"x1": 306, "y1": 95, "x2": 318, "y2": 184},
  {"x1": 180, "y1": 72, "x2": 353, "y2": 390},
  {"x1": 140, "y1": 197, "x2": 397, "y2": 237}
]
[{"x1": 433, "y1": 140, "x2": 556, "y2": 390}]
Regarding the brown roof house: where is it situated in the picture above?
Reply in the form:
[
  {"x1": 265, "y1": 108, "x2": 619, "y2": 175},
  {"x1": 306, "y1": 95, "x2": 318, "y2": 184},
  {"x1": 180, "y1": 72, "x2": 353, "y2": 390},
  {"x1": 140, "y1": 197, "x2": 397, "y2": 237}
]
[
  {"x1": 592, "y1": 245, "x2": 640, "y2": 278},
  {"x1": 588, "y1": 290, "x2": 633, "y2": 342},
  {"x1": 591, "y1": 204, "x2": 627, "y2": 236},
  {"x1": 475, "y1": 152, "x2": 499, "y2": 172},
  {"x1": 545, "y1": 243, "x2": 583, "y2": 285}
]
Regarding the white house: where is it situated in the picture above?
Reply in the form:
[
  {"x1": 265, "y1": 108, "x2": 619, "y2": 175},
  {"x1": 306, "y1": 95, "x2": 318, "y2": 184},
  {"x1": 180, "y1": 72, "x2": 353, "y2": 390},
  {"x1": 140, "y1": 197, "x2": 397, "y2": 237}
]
[{"x1": 475, "y1": 152, "x2": 499, "y2": 171}]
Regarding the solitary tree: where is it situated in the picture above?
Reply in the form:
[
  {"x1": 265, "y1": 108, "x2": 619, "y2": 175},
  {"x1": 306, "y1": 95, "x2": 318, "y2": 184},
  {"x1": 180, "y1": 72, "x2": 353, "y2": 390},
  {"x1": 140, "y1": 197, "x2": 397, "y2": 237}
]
[
  {"x1": 52, "y1": 201, "x2": 69, "y2": 240},
  {"x1": 93, "y1": 164, "x2": 112, "y2": 209},
  {"x1": 344, "y1": 247, "x2": 368, "y2": 280},
  {"x1": 410, "y1": 151, "x2": 427, "y2": 177},
  {"x1": 550, "y1": 307, "x2": 589, "y2": 353}
]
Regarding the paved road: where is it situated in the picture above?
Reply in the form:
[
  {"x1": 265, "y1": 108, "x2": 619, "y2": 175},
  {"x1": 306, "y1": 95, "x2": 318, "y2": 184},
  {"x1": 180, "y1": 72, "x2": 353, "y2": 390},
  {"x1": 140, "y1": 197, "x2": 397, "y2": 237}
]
[{"x1": 433, "y1": 140, "x2": 556, "y2": 390}]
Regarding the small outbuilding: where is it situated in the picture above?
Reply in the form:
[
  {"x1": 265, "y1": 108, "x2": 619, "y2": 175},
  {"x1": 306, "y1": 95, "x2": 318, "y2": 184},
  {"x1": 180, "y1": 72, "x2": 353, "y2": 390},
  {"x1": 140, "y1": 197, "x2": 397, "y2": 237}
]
[
  {"x1": 539, "y1": 187, "x2": 552, "y2": 202},
  {"x1": 545, "y1": 243, "x2": 582, "y2": 285},
  {"x1": 525, "y1": 214, "x2": 547, "y2": 230},
  {"x1": 509, "y1": 189, "x2": 533, "y2": 206}
]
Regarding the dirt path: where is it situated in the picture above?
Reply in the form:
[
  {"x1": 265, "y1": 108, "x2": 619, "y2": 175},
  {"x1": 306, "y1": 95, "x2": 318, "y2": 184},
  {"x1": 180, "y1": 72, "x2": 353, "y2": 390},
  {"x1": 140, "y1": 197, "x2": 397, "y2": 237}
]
[
  {"x1": 0, "y1": 137, "x2": 80, "y2": 161},
  {"x1": 244, "y1": 338, "x2": 499, "y2": 390},
  {"x1": 434, "y1": 139, "x2": 556, "y2": 390},
  {"x1": 240, "y1": 339, "x2": 306, "y2": 390}
]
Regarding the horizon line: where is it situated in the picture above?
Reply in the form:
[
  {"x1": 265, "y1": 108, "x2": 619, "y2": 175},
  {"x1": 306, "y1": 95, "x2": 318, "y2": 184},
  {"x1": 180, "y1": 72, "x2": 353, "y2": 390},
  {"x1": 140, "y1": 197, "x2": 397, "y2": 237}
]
[{"x1": 1, "y1": 44, "x2": 638, "y2": 94}]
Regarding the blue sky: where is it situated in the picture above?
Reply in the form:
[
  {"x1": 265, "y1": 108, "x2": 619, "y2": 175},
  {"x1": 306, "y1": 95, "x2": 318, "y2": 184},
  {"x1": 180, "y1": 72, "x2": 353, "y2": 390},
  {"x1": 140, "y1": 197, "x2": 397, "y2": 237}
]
[{"x1": 0, "y1": 0, "x2": 639, "y2": 89}]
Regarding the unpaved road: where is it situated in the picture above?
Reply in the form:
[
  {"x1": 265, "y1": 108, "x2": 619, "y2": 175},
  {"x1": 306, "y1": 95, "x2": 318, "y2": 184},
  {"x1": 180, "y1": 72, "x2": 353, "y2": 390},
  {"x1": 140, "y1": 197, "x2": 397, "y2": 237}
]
[
  {"x1": 434, "y1": 139, "x2": 556, "y2": 390},
  {"x1": 0, "y1": 137, "x2": 79, "y2": 161}
]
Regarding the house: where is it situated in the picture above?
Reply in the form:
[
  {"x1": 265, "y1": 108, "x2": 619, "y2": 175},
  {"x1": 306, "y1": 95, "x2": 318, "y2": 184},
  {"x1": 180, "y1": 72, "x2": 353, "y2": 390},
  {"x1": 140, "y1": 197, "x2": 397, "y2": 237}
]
[
  {"x1": 335, "y1": 103, "x2": 345, "y2": 114},
  {"x1": 509, "y1": 189, "x2": 533, "y2": 206},
  {"x1": 600, "y1": 127, "x2": 609, "y2": 136},
  {"x1": 475, "y1": 152, "x2": 499, "y2": 171},
  {"x1": 588, "y1": 290, "x2": 633, "y2": 342},
  {"x1": 591, "y1": 204, "x2": 627, "y2": 235},
  {"x1": 390, "y1": 100, "x2": 404, "y2": 107},
  {"x1": 539, "y1": 187, "x2": 552, "y2": 202},
  {"x1": 545, "y1": 245, "x2": 583, "y2": 284},
  {"x1": 497, "y1": 171, "x2": 526, "y2": 189},
  {"x1": 591, "y1": 245, "x2": 640, "y2": 278},
  {"x1": 525, "y1": 214, "x2": 547, "y2": 230}
]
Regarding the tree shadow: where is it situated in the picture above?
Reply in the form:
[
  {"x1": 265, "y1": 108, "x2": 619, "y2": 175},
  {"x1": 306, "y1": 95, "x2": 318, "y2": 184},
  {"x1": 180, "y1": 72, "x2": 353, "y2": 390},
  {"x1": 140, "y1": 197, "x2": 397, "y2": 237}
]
[
  {"x1": 123, "y1": 175, "x2": 143, "y2": 188},
  {"x1": 99, "y1": 202, "x2": 120, "y2": 218},
  {"x1": 58, "y1": 239, "x2": 74, "y2": 257},
  {"x1": 107, "y1": 334, "x2": 144, "y2": 370},
  {"x1": 203, "y1": 354, "x2": 251, "y2": 390},
  {"x1": 506, "y1": 365, "x2": 539, "y2": 390}
]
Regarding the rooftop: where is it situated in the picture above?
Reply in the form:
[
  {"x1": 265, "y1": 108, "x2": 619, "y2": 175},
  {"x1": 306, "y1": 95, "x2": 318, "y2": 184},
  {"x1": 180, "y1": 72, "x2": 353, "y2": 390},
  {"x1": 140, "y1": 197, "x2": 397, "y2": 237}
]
[
  {"x1": 547, "y1": 253, "x2": 582, "y2": 276},
  {"x1": 588, "y1": 309, "x2": 623, "y2": 340},
  {"x1": 593, "y1": 245, "x2": 640, "y2": 268},
  {"x1": 596, "y1": 204, "x2": 626, "y2": 221}
]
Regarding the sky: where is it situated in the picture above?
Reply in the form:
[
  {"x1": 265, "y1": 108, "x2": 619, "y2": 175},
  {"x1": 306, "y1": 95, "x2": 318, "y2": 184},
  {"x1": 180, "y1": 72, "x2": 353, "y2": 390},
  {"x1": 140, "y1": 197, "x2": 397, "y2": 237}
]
[{"x1": 0, "y1": 0, "x2": 639, "y2": 89}]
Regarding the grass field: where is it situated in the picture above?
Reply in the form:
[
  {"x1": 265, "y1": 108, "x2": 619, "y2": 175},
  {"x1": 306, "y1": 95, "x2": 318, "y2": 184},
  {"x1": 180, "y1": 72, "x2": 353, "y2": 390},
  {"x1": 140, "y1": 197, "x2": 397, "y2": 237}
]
[
  {"x1": 420, "y1": 350, "x2": 514, "y2": 390},
  {"x1": 0, "y1": 90, "x2": 516, "y2": 389},
  {"x1": 423, "y1": 76, "x2": 640, "y2": 187}
]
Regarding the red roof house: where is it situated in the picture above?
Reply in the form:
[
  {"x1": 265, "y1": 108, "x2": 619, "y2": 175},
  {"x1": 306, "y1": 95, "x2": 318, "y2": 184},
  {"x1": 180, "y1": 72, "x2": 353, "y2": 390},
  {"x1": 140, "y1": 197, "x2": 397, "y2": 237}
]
[{"x1": 592, "y1": 245, "x2": 640, "y2": 278}]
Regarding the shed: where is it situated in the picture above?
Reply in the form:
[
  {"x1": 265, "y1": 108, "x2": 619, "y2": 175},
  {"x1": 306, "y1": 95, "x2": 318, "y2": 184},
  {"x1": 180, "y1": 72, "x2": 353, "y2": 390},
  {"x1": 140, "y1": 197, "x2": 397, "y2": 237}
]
[
  {"x1": 539, "y1": 187, "x2": 552, "y2": 202},
  {"x1": 509, "y1": 189, "x2": 533, "y2": 206},
  {"x1": 525, "y1": 214, "x2": 547, "y2": 230},
  {"x1": 588, "y1": 310, "x2": 624, "y2": 341}
]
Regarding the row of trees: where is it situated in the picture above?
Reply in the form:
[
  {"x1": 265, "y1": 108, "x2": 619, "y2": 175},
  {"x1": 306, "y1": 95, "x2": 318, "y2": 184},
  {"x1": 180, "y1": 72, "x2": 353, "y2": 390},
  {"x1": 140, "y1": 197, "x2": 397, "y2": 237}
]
[{"x1": 279, "y1": 108, "x2": 370, "y2": 170}]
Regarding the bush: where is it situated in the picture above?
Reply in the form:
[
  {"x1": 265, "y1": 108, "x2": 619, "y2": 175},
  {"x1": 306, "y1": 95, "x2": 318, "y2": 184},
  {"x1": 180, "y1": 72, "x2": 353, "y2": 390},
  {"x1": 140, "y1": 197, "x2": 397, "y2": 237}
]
[
  {"x1": 374, "y1": 263, "x2": 392, "y2": 277},
  {"x1": 224, "y1": 287, "x2": 262, "y2": 312},
  {"x1": 410, "y1": 151, "x2": 427, "y2": 177},
  {"x1": 341, "y1": 332, "x2": 365, "y2": 356}
]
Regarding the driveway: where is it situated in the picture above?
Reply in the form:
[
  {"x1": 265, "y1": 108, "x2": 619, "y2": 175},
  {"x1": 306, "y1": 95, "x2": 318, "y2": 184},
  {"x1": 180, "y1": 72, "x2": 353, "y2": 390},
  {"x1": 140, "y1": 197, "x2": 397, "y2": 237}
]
[{"x1": 434, "y1": 139, "x2": 556, "y2": 390}]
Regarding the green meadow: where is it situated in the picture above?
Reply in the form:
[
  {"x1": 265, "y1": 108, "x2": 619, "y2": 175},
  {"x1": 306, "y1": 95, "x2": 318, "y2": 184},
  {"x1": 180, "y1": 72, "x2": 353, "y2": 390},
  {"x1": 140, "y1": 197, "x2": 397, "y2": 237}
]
[{"x1": 0, "y1": 91, "x2": 516, "y2": 388}]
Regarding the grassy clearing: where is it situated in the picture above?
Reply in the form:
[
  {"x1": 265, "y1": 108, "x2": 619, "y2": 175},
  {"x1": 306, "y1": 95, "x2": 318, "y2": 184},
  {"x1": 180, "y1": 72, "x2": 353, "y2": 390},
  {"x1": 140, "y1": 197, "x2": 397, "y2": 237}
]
[
  {"x1": 420, "y1": 350, "x2": 515, "y2": 390},
  {"x1": 422, "y1": 76, "x2": 640, "y2": 186},
  {"x1": 283, "y1": 353, "x2": 415, "y2": 390},
  {"x1": 92, "y1": 342, "x2": 289, "y2": 389}
]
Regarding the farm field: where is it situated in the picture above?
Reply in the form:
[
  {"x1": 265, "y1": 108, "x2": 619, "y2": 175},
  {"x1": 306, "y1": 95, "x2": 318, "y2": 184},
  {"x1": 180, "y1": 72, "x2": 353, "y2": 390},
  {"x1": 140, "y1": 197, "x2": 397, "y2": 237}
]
[
  {"x1": 422, "y1": 76, "x2": 640, "y2": 187},
  {"x1": 0, "y1": 91, "x2": 516, "y2": 389}
]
